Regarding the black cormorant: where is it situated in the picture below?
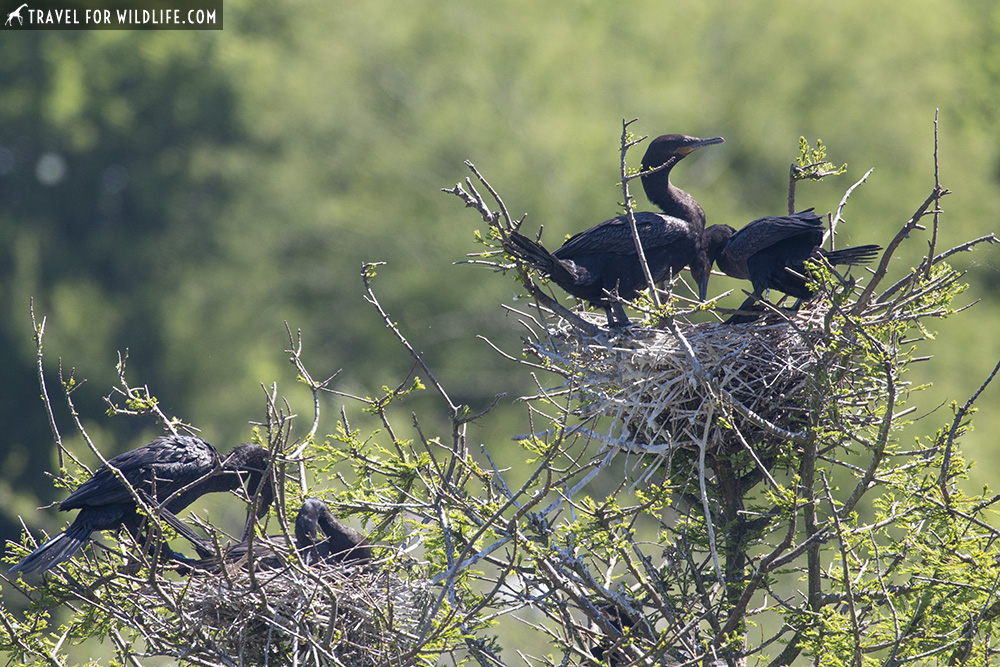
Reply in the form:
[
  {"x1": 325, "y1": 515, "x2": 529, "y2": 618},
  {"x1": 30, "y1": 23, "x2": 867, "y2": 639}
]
[
  {"x1": 295, "y1": 497, "x2": 371, "y2": 566},
  {"x1": 8, "y1": 437, "x2": 272, "y2": 576},
  {"x1": 589, "y1": 600, "x2": 639, "y2": 667},
  {"x1": 185, "y1": 498, "x2": 371, "y2": 571},
  {"x1": 704, "y1": 209, "x2": 881, "y2": 321},
  {"x1": 504, "y1": 134, "x2": 723, "y2": 326}
]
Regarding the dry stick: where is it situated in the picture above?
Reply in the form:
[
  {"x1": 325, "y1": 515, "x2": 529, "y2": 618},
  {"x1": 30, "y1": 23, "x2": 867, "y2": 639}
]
[
  {"x1": 787, "y1": 161, "x2": 842, "y2": 215},
  {"x1": 420, "y1": 425, "x2": 579, "y2": 645},
  {"x1": 876, "y1": 233, "x2": 998, "y2": 305},
  {"x1": 696, "y1": 402, "x2": 725, "y2": 586},
  {"x1": 465, "y1": 160, "x2": 515, "y2": 233},
  {"x1": 797, "y1": 383, "x2": 822, "y2": 627},
  {"x1": 446, "y1": 163, "x2": 604, "y2": 336},
  {"x1": 523, "y1": 282, "x2": 603, "y2": 337},
  {"x1": 868, "y1": 526, "x2": 901, "y2": 644},
  {"x1": 284, "y1": 323, "x2": 342, "y2": 489},
  {"x1": 826, "y1": 168, "x2": 875, "y2": 249},
  {"x1": 938, "y1": 357, "x2": 1000, "y2": 505},
  {"x1": 852, "y1": 186, "x2": 947, "y2": 314},
  {"x1": 925, "y1": 110, "x2": 941, "y2": 281},
  {"x1": 619, "y1": 118, "x2": 660, "y2": 310},
  {"x1": 106, "y1": 351, "x2": 188, "y2": 436},
  {"x1": 442, "y1": 161, "x2": 515, "y2": 239},
  {"x1": 31, "y1": 302, "x2": 66, "y2": 469},
  {"x1": 787, "y1": 164, "x2": 798, "y2": 215},
  {"x1": 361, "y1": 263, "x2": 457, "y2": 418},
  {"x1": 665, "y1": 321, "x2": 726, "y2": 586},
  {"x1": 427, "y1": 448, "x2": 602, "y2": 589}
]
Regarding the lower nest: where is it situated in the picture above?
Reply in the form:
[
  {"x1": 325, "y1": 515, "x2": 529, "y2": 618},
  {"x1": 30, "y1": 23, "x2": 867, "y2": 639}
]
[
  {"x1": 530, "y1": 308, "x2": 829, "y2": 455},
  {"x1": 148, "y1": 563, "x2": 425, "y2": 667}
]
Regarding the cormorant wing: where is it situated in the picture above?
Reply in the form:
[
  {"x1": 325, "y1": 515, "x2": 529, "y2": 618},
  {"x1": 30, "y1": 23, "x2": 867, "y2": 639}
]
[
  {"x1": 555, "y1": 211, "x2": 694, "y2": 258},
  {"x1": 723, "y1": 211, "x2": 824, "y2": 263},
  {"x1": 60, "y1": 435, "x2": 219, "y2": 510}
]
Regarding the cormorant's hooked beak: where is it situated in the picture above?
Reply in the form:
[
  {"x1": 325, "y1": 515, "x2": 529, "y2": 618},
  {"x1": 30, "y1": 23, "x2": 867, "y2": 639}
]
[
  {"x1": 679, "y1": 136, "x2": 725, "y2": 155},
  {"x1": 698, "y1": 270, "x2": 710, "y2": 302},
  {"x1": 695, "y1": 259, "x2": 713, "y2": 302}
]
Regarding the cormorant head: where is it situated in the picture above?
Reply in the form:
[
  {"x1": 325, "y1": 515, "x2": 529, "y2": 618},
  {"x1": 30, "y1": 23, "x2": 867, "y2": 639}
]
[
  {"x1": 641, "y1": 134, "x2": 723, "y2": 224},
  {"x1": 294, "y1": 497, "x2": 327, "y2": 546},
  {"x1": 641, "y1": 134, "x2": 724, "y2": 172},
  {"x1": 295, "y1": 498, "x2": 371, "y2": 565},
  {"x1": 225, "y1": 443, "x2": 274, "y2": 518},
  {"x1": 702, "y1": 224, "x2": 737, "y2": 273}
]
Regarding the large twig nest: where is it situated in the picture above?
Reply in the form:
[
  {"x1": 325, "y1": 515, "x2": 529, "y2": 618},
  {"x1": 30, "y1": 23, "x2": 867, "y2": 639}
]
[
  {"x1": 529, "y1": 307, "x2": 831, "y2": 456},
  {"x1": 133, "y1": 559, "x2": 426, "y2": 667}
]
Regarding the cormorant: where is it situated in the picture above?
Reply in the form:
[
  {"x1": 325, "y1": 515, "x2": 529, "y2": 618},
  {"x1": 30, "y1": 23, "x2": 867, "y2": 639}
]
[
  {"x1": 504, "y1": 134, "x2": 723, "y2": 326},
  {"x1": 589, "y1": 600, "x2": 639, "y2": 667},
  {"x1": 704, "y1": 209, "x2": 882, "y2": 321},
  {"x1": 295, "y1": 497, "x2": 371, "y2": 566},
  {"x1": 8, "y1": 437, "x2": 272, "y2": 576},
  {"x1": 185, "y1": 498, "x2": 371, "y2": 571}
]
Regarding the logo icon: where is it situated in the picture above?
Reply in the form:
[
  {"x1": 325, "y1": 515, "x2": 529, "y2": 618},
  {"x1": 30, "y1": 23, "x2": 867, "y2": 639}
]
[{"x1": 5, "y1": 3, "x2": 28, "y2": 25}]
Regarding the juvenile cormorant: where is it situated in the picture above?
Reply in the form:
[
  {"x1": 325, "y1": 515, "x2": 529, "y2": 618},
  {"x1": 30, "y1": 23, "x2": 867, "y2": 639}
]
[
  {"x1": 185, "y1": 498, "x2": 371, "y2": 572},
  {"x1": 504, "y1": 134, "x2": 724, "y2": 326},
  {"x1": 8, "y1": 437, "x2": 272, "y2": 576},
  {"x1": 704, "y1": 209, "x2": 881, "y2": 321},
  {"x1": 295, "y1": 497, "x2": 371, "y2": 566}
]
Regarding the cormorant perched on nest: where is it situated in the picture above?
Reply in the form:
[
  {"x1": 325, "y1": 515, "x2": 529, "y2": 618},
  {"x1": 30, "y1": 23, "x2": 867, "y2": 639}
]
[
  {"x1": 8, "y1": 437, "x2": 272, "y2": 576},
  {"x1": 504, "y1": 134, "x2": 724, "y2": 326},
  {"x1": 704, "y1": 209, "x2": 882, "y2": 322},
  {"x1": 296, "y1": 498, "x2": 372, "y2": 566},
  {"x1": 185, "y1": 498, "x2": 371, "y2": 571}
]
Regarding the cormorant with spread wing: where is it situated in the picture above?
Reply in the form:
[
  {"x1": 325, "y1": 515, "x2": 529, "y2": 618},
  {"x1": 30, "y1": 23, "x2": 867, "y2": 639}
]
[
  {"x1": 8, "y1": 436, "x2": 272, "y2": 576},
  {"x1": 504, "y1": 134, "x2": 724, "y2": 326},
  {"x1": 704, "y1": 209, "x2": 881, "y2": 321}
]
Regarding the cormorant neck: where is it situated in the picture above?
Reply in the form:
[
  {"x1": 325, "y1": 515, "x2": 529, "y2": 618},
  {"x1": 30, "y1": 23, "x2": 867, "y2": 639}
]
[{"x1": 641, "y1": 159, "x2": 706, "y2": 227}]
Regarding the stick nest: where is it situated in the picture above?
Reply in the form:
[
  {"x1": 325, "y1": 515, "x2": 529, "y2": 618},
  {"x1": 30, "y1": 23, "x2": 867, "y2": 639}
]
[
  {"x1": 529, "y1": 307, "x2": 832, "y2": 456},
  {"x1": 136, "y1": 558, "x2": 426, "y2": 667}
]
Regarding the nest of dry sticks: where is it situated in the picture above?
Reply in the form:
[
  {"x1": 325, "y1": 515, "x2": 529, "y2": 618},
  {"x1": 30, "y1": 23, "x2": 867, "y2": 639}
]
[
  {"x1": 527, "y1": 306, "x2": 833, "y2": 458},
  {"x1": 131, "y1": 553, "x2": 425, "y2": 667}
]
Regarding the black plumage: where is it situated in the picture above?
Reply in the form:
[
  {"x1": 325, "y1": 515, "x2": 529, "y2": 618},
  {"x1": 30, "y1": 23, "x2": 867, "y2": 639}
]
[
  {"x1": 295, "y1": 498, "x2": 371, "y2": 566},
  {"x1": 504, "y1": 134, "x2": 723, "y2": 326},
  {"x1": 8, "y1": 436, "x2": 272, "y2": 576},
  {"x1": 186, "y1": 498, "x2": 371, "y2": 572},
  {"x1": 190, "y1": 535, "x2": 293, "y2": 571},
  {"x1": 704, "y1": 209, "x2": 882, "y2": 320},
  {"x1": 589, "y1": 600, "x2": 639, "y2": 667}
]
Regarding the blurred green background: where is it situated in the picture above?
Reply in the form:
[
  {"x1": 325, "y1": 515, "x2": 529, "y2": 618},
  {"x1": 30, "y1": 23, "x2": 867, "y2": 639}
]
[{"x1": 1, "y1": 0, "x2": 998, "y2": 656}]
